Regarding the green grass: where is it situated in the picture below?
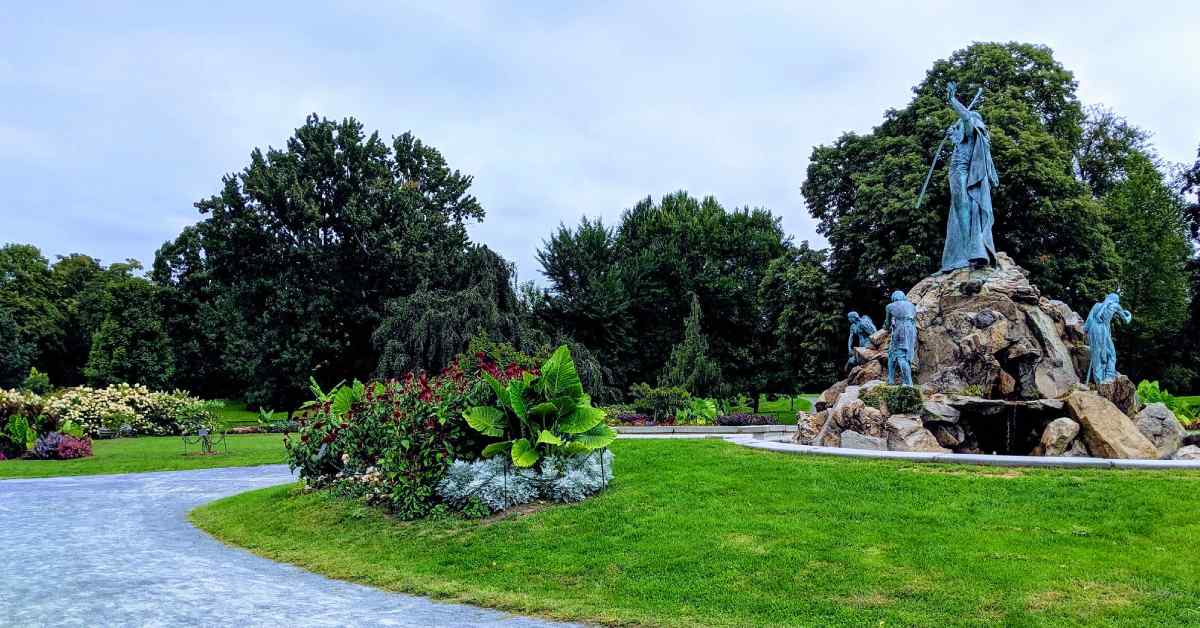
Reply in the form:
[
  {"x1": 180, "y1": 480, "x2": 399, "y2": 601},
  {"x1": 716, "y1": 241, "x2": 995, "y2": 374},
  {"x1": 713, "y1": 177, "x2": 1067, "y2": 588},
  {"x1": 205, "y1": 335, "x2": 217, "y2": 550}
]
[
  {"x1": 192, "y1": 439, "x2": 1200, "y2": 626},
  {"x1": 212, "y1": 399, "x2": 291, "y2": 429},
  {"x1": 730, "y1": 394, "x2": 815, "y2": 423},
  {"x1": 0, "y1": 434, "x2": 287, "y2": 478}
]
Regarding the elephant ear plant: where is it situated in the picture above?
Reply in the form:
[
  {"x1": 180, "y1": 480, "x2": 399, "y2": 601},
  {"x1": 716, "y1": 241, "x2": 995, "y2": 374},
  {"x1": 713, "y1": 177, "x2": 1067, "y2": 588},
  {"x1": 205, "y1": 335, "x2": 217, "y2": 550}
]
[{"x1": 464, "y1": 345, "x2": 616, "y2": 468}]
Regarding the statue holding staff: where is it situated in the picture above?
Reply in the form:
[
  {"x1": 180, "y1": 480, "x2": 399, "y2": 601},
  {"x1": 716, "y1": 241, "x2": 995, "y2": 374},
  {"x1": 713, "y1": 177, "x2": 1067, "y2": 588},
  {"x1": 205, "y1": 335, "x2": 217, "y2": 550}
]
[
  {"x1": 1083, "y1": 293, "x2": 1132, "y2": 385},
  {"x1": 920, "y1": 81, "x2": 1000, "y2": 273}
]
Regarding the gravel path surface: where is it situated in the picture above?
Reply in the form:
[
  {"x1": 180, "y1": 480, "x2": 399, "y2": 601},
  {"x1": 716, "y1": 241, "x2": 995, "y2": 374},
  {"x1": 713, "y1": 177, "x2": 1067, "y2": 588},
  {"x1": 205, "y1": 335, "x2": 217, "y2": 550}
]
[{"x1": 0, "y1": 465, "x2": 579, "y2": 627}]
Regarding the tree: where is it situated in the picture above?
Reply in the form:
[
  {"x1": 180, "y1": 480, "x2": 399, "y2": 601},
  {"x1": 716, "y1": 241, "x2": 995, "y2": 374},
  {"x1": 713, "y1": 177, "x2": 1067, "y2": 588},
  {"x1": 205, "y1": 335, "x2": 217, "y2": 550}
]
[
  {"x1": 757, "y1": 243, "x2": 843, "y2": 393},
  {"x1": 0, "y1": 304, "x2": 35, "y2": 388},
  {"x1": 535, "y1": 218, "x2": 633, "y2": 383},
  {"x1": 1102, "y1": 152, "x2": 1193, "y2": 384},
  {"x1": 84, "y1": 275, "x2": 175, "y2": 389},
  {"x1": 374, "y1": 246, "x2": 522, "y2": 377},
  {"x1": 0, "y1": 244, "x2": 63, "y2": 376},
  {"x1": 802, "y1": 42, "x2": 1118, "y2": 315},
  {"x1": 540, "y1": 192, "x2": 789, "y2": 403},
  {"x1": 155, "y1": 115, "x2": 486, "y2": 411},
  {"x1": 659, "y1": 294, "x2": 722, "y2": 397},
  {"x1": 1076, "y1": 105, "x2": 1155, "y2": 198}
]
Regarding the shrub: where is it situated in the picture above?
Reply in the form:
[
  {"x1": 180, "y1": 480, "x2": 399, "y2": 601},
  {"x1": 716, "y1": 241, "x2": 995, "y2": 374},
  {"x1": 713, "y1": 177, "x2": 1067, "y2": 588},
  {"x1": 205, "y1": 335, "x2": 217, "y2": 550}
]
[
  {"x1": 1, "y1": 415, "x2": 36, "y2": 458},
  {"x1": 715, "y1": 413, "x2": 776, "y2": 426},
  {"x1": 1137, "y1": 380, "x2": 1197, "y2": 425},
  {"x1": 630, "y1": 383, "x2": 691, "y2": 423},
  {"x1": 44, "y1": 384, "x2": 211, "y2": 436},
  {"x1": 30, "y1": 432, "x2": 93, "y2": 460},
  {"x1": 675, "y1": 398, "x2": 717, "y2": 425},
  {"x1": 287, "y1": 361, "x2": 493, "y2": 520},
  {"x1": 861, "y1": 385, "x2": 924, "y2": 415},
  {"x1": 463, "y1": 345, "x2": 617, "y2": 469},
  {"x1": 21, "y1": 368, "x2": 51, "y2": 395}
]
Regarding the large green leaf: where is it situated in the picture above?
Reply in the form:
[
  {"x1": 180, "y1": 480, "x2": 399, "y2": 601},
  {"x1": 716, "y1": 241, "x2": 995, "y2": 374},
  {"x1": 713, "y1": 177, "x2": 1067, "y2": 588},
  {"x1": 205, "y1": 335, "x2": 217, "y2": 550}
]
[
  {"x1": 481, "y1": 440, "x2": 513, "y2": 458},
  {"x1": 482, "y1": 372, "x2": 508, "y2": 409},
  {"x1": 510, "y1": 438, "x2": 539, "y2": 467},
  {"x1": 536, "y1": 429, "x2": 563, "y2": 446},
  {"x1": 529, "y1": 402, "x2": 559, "y2": 417},
  {"x1": 572, "y1": 422, "x2": 617, "y2": 450},
  {"x1": 464, "y1": 406, "x2": 505, "y2": 437},
  {"x1": 506, "y1": 380, "x2": 528, "y2": 420},
  {"x1": 539, "y1": 344, "x2": 584, "y2": 400},
  {"x1": 557, "y1": 404, "x2": 605, "y2": 434}
]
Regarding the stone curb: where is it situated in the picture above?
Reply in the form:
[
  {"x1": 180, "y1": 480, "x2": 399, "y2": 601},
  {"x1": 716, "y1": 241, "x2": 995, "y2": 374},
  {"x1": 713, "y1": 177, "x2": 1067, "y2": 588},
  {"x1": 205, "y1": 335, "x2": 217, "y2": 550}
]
[
  {"x1": 725, "y1": 437, "x2": 1200, "y2": 470},
  {"x1": 615, "y1": 425, "x2": 796, "y2": 435}
]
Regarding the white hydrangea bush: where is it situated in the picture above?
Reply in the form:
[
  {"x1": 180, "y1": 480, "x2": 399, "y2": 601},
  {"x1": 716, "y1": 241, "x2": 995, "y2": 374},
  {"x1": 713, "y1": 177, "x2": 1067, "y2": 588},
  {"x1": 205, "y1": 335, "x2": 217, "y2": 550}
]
[
  {"x1": 437, "y1": 450, "x2": 614, "y2": 514},
  {"x1": 44, "y1": 384, "x2": 212, "y2": 436}
]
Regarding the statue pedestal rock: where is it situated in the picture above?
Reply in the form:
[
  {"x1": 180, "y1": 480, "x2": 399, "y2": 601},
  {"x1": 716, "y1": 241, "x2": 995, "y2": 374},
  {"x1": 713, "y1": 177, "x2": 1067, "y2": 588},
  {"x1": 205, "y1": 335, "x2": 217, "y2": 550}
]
[{"x1": 797, "y1": 253, "x2": 1181, "y2": 460}]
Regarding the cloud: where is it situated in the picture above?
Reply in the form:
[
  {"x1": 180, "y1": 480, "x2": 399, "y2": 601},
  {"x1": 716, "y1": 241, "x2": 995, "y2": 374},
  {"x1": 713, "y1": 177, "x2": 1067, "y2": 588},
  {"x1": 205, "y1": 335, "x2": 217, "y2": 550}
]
[{"x1": 1, "y1": 1, "x2": 1197, "y2": 281}]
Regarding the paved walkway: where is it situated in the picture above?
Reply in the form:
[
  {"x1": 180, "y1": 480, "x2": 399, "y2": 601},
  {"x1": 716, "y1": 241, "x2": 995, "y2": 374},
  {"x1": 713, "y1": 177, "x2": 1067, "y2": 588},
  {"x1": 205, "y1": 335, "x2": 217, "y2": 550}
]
[{"x1": 0, "y1": 465, "x2": 579, "y2": 627}]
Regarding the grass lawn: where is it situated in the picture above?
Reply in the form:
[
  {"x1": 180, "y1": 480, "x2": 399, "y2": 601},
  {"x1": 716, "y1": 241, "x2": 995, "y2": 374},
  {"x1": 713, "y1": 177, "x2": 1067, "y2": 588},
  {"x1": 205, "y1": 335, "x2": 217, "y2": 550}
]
[
  {"x1": 192, "y1": 439, "x2": 1200, "y2": 627},
  {"x1": 0, "y1": 434, "x2": 287, "y2": 479},
  {"x1": 730, "y1": 394, "x2": 815, "y2": 423},
  {"x1": 213, "y1": 399, "x2": 291, "y2": 429}
]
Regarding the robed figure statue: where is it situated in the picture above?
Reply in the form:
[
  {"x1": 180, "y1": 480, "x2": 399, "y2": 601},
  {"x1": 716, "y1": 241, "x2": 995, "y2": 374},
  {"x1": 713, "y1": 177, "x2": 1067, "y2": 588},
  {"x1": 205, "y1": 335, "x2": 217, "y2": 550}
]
[
  {"x1": 1083, "y1": 293, "x2": 1132, "y2": 385},
  {"x1": 884, "y1": 291, "x2": 917, "y2": 386},
  {"x1": 940, "y1": 81, "x2": 999, "y2": 273}
]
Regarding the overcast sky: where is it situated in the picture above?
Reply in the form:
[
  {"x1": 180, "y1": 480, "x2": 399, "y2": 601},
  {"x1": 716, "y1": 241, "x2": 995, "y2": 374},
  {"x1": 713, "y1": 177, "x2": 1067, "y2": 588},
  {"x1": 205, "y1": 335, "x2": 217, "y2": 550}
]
[{"x1": 2, "y1": 1, "x2": 1198, "y2": 282}]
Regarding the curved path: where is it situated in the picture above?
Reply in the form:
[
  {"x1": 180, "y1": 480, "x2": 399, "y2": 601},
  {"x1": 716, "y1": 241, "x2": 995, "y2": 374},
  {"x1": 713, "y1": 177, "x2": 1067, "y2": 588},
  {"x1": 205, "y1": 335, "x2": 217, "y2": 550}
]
[{"x1": 0, "y1": 465, "x2": 578, "y2": 627}]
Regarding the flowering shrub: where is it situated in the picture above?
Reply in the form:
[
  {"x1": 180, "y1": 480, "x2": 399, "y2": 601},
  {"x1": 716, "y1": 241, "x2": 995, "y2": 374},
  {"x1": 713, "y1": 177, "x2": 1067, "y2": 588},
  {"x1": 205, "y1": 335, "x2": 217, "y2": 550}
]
[
  {"x1": 715, "y1": 413, "x2": 776, "y2": 426},
  {"x1": 0, "y1": 389, "x2": 46, "y2": 424},
  {"x1": 287, "y1": 360, "x2": 496, "y2": 520},
  {"x1": 43, "y1": 384, "x2": 214, "y2": 436},
  {"x1": 30, "y1": 431, "x2": 93, "y2": 460}
]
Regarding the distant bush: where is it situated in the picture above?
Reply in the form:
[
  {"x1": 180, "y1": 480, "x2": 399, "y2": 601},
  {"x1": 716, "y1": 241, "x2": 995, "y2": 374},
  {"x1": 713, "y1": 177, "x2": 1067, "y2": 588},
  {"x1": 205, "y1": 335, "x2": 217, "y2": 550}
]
[
  {"x1": 715, "y1": 413, "x2": 776, "y2": 426},
  {"x1": 21, "y1": 368, "x2": 51, "y2": 395},
  {"x1": 44, "y1": 384, "x2": 214, "y2": 436},
  {"x1": 610, "y1": 412, "x2": 673, "y2": 426},
  {"x1": 630, "y1": 384, "x2": 691, "y2": 423}
]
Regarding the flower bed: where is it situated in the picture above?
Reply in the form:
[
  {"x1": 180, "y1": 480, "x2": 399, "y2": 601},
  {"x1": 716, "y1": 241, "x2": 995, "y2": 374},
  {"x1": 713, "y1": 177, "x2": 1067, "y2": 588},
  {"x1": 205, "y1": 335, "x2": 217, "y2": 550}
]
[
  {"x1": 715, "y1": 413, "x2": 777, "y2": 426},
  {"x1": 287, "y1": 345, "x2": 617, "y2": 519}
]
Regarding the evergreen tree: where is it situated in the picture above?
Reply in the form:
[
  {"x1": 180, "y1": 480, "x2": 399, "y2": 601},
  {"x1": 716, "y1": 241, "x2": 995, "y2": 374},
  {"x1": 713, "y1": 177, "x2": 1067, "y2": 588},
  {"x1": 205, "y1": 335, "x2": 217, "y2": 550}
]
[{"x1": 659, "y1": 294, "x2": 722, "y2": 397}]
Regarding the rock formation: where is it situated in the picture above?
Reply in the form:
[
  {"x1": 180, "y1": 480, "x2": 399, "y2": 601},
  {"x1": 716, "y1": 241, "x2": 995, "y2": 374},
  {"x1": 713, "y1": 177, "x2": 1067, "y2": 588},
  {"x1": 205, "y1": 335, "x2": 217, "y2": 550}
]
[{"x1": 797, "y1": 253, "x2": 1180, "y2": 460}]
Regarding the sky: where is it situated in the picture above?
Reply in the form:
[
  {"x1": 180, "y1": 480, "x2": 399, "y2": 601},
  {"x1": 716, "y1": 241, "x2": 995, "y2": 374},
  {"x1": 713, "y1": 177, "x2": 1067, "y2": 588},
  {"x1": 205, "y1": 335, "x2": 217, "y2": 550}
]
[{"x1": 2, "y1": 1, "x2": 1198, "y2": 283}]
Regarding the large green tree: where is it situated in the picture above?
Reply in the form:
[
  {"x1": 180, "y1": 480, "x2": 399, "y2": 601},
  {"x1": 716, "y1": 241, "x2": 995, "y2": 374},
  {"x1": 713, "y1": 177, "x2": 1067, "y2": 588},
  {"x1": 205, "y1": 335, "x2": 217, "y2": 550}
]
[
  {"x1": 539, "y1": 192, "x2": 789, "y2": 402},
  {"x1": 659, "y1": 293, "x2": 723, "y2": 397},
  {"x1": 1102, "y1": 153, "x2": 1193, "y2": 384},
  {"x1": 155, "y1": 115, "x2": 486, "y2": 411},
  {"x1": 0, "y1": 244, "x2": 63, "y2": 378},
  {"x1": 802, "y1": 42, "x2": 1118, "y2": 314},
  {"x1": 757, "y1": 242, "x2": 843, "y2": 393},
  {"x1": 84, "y1": 274, "x2": 175, "y2": 389},
  {"x1": 373, "y1": 245, "x2": 523, "y2": 377}
]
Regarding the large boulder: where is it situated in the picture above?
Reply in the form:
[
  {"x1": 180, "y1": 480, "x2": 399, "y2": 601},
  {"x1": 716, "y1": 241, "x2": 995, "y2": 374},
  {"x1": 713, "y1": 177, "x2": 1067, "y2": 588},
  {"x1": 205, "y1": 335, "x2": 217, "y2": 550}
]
[
  {"x1": 1096, "y1": 375, "x2": 1141, "y2": 417},
  {"x1": 1031, "y1": 417, "x2": 1080, "y2": 456},
  {"x1": 1132, "y1": 403, "x2": 1185, "y2": 459},
  {"x1": 840, "y1": 430, "x2": 887, "y2": 451},
  {"x1": 905, "y1": 253, "x2": 1088, "y2": 399},
  {"x1": 1172, "y1": 445, "x2": 1200, "y2": 461},
  {"x1": 885, "y1": 415, "x2": 949, "y2": 453},
  {"x1": 1064, "y1": 391, "x2": 1158, "y2": 459}
]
